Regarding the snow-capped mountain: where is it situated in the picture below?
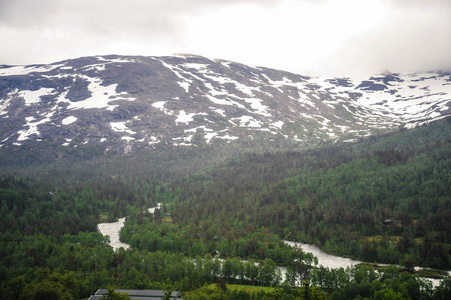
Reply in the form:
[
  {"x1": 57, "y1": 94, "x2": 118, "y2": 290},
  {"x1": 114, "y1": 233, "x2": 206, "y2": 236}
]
[{"x1": 1, "y1": 55, "x2": 450, "y2": 151}]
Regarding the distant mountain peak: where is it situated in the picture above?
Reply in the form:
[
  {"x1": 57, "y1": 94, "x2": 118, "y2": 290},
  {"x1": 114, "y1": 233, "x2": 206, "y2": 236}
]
[{"x1": 1, "y1": 55, "x2": 450, "y2": 151}]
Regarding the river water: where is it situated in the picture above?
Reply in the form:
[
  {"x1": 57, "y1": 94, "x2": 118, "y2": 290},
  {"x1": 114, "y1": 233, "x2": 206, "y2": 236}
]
[
  {"x1": 97, "y1": 217, "x2": 130, "y2": 251},
  {"x1": 284, "y1": 240, "x2": 362, "y2": 269},
  {"x1": 97, "y1": 203, "x2": 161, "y2": 251}
]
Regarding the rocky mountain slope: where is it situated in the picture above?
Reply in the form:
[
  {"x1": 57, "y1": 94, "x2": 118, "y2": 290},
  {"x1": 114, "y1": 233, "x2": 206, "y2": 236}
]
[{"x1": 1, "y1": 54, "x2": 450, "y2": 152}]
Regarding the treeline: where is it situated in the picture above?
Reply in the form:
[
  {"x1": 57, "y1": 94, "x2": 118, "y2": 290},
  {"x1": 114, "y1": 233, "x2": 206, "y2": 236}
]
[
  {"x1": 0, "y1": 129, "x2": 304, "y2": 186},
  {"x1": 186, "y1": 266, "x2": 451, "y2": 300}
]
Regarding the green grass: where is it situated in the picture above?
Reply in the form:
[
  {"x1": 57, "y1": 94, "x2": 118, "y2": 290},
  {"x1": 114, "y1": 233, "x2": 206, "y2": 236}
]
[
  {"x1": 227, "y1": 284, "x2": 277, "y2": 293},
  {"x1": 183, "y1": 283, "x2": 277, "y2": 299}
]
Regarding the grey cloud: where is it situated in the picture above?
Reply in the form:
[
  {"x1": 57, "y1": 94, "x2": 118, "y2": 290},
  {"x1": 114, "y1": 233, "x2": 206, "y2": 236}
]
[
  {"x1": 383, "y1": 0, "x2": 451, "y2": 8},
  {"x1": 0, "y1": 0, "x2": 280, "y2": 21},
  {"x1": 0, "y1": 0, "x2": 280, "y2": 38},
  {"x1": 0, "y1": 0, "x2": 61, "y2": 27},
  {"x1": 2, "y1": 0, "x2": 451, "y2": 75},
  {"x1": 326, "y1": 3, "x2": 451, "y2": 75}
]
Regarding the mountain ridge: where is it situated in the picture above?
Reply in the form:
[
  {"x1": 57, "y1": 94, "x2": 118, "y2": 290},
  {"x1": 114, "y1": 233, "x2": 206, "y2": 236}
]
[{"x1": 1, "y1": 54, "x2": 451, "y2": 152}]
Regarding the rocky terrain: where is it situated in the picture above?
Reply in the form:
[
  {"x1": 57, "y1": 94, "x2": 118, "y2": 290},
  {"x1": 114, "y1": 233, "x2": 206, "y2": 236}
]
[{"x1": 1, "y1": 54, "x2": 450, "y2": 152}]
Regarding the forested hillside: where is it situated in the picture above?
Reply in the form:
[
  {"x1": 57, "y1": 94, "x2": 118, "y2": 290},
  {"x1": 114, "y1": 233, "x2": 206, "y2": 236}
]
[
  {"x1": 0, "y1": 118, "x2": 451, "y2": 299},
  {"x1": 149, "y1": 117, "x2": 451, "y2": 270}
]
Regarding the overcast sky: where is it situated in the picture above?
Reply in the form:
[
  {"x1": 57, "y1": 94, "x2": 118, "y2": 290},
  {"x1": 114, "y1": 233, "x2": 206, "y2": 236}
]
[{"x1": 1, "y1": 0, "x2": 451, "y2": 77}]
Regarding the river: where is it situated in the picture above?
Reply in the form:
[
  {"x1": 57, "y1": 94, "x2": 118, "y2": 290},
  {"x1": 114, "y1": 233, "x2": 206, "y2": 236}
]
[{"x1": 97, "y1": 207, "x2": 448, "y2": 287}]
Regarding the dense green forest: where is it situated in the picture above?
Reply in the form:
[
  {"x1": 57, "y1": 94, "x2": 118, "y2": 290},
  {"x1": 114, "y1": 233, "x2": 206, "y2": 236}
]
[{"x1": 0, "y1": 118, "x2": 451, "y2": 299}]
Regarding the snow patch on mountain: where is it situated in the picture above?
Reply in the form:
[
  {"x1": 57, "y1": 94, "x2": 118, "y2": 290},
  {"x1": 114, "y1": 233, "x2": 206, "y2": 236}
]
[
  {"x1": 0, "y1": 64, "x2": 66, "y2": 76},
  {"x1": 204, "y1": 132, "x2": 218, "y2": 144},
  {"x1": 213, "y1": 108, "x2": 226, "y2": 117},
  {"x1": 173, "y1": 135, "x2": 194, "y2": 146},
  {"x1": 152, "y1": 101, "x2": 179, "y2": 117},
  {"x1": 19, "y1": 88, "x2": 55, "y2": 106},
  {"x1": 243, "y1": 98, "x2": 271, "y2": 116},
  {"x1": 206, "y1": 95, "x2": 246, "y2": 109},
  {"x1": 62, "y1": 116, "x2": 77, "y2": 125},
  {"x1": 218, "y1": 134, "x2": 239, "y2": 142},
  {"x1": 110, "y1": 122, "x2": 136, "y2": 135},
  {"x1": 175, "y1": 111, "x2": 207, "y2": 125},
  {"x1": 62, "y1": 138, "x2": 72, "y2": 146},
  {"x1": 156, "y1": 59, "x2": 193, "y2": 93},
  {"x1": 272, "y1": 121, "x2": 284, "y2": 129},
  {"x1": 56, "y1": 76, "x2": 136, "y2": 111},
  {"x1": 16, "y1": 112, "x2": 55, "y2": 142},
  {"x1": 96, "y1": 56, "x2": 137, "y2": 64},
  {"x1": 83, "y1": 64, "x2": 106, "y2": 72},
  {"x1": 231, "y1": 116, "x2": 262, "y2": 128}
]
